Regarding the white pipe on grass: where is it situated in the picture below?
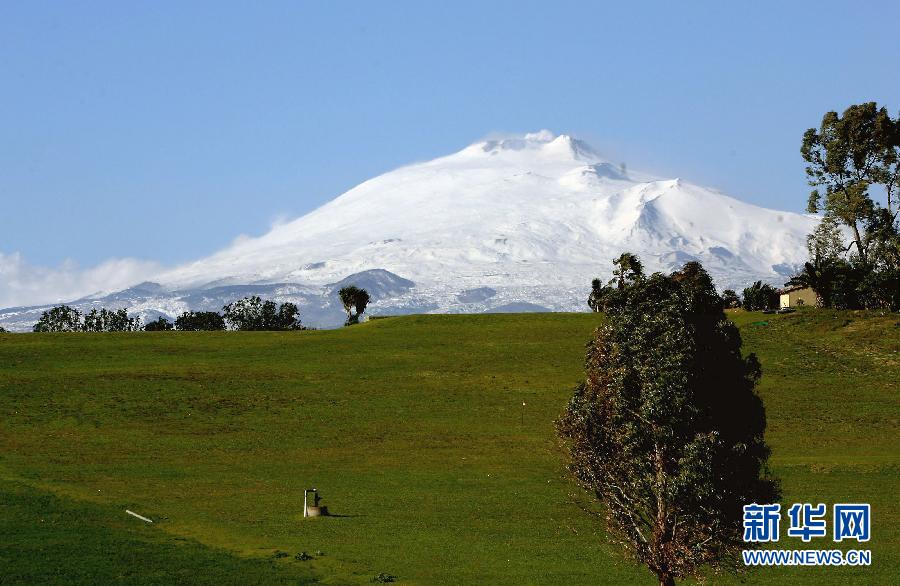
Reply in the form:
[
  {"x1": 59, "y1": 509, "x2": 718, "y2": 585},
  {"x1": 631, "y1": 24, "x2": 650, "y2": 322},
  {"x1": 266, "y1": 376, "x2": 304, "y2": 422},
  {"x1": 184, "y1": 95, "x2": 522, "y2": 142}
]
[{"x1": 125, "y1": 509, "x2": 153, "y2": 523}]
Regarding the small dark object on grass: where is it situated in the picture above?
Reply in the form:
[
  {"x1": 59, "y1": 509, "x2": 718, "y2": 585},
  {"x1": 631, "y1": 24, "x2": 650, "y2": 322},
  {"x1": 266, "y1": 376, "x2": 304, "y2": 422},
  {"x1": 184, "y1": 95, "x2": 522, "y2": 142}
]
[
  {"x1": 295, "y1": 551, "x2": 313, "y2": 561},
  {"x1": 777, "y1": 307, "x2": 796, "y2": 314},
  {"x1": 373, "y1": 572, "x2": 397, "y2": 583},
  {"x1": 272, "y1": 551, "x2": 289, "y2": 559}
]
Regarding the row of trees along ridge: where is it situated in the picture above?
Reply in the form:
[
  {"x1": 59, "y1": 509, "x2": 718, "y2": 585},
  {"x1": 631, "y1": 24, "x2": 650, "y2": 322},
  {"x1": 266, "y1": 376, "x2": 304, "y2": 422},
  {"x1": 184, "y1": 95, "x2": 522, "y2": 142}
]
[{"x1": 30, "y1": 288, "x2": 370, "y2": 332}]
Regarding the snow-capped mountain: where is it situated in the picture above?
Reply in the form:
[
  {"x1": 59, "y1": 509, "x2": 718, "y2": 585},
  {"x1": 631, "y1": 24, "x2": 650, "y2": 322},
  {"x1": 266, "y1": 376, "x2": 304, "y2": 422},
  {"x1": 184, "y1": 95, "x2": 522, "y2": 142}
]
[{"x1": 0, "y1": 131, "x2": 816, "y2": 330}]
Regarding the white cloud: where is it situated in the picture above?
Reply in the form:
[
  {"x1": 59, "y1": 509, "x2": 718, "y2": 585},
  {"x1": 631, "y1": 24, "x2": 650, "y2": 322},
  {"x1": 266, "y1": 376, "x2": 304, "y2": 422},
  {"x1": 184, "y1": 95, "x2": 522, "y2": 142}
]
[{"x1": 0, "y1": 251, "x2": 162, "y2": 308}]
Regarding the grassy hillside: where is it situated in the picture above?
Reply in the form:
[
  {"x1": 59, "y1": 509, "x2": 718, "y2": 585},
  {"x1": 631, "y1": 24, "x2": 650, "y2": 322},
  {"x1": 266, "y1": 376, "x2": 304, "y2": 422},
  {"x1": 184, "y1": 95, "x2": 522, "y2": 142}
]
[{"x1": 0, "y1": 311, "x2": 897, "y2": 584}]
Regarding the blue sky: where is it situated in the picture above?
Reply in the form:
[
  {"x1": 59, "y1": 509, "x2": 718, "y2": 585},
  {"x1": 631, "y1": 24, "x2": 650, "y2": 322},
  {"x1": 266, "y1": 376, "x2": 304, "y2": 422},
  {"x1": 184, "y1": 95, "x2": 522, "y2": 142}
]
[{"x1": 1, "y1": 1, "x2": 898, "y2": 271}]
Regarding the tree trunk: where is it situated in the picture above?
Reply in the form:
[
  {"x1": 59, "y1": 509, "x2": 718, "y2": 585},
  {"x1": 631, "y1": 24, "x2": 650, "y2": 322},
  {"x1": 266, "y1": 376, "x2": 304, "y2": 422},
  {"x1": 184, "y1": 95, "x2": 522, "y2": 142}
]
[
  {"x1": 658, "y1": 572, "x2": 675, "y2": 586},
  {"x1": 851, "y1": 221, "x2": 867, "y2": 265}
]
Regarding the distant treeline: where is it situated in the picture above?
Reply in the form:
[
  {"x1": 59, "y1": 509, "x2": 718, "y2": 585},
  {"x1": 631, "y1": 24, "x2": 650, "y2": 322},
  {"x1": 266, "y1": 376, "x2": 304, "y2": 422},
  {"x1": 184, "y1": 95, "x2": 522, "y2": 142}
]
[
  {"x1": 30, "y1": 287, "x2": 372, "y2": 333},
  {"x1": 31, "y1": 295, "x2": 302, "y2": 332}
]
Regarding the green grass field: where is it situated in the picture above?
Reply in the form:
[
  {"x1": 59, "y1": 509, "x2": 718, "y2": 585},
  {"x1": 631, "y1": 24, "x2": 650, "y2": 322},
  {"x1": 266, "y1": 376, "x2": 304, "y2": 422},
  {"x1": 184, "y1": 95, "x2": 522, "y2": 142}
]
[{"x1": 1, "y1": 310, "x2": 897, "y2": 584}]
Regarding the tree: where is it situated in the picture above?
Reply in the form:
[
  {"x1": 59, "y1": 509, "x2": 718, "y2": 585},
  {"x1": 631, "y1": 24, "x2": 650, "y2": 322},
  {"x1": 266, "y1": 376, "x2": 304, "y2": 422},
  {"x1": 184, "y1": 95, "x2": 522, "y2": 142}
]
[
  {"x1": 276, "y1": 302, "x2": 303, "y2": 330},
  {"x1": 222, "y1": 296, "x2": 303, "y2": 330},
  {"x1": 721, "y1": 289, "x2": 741, "y2": 309},
  {"x1": 33, "y1": 305, "x2": 83, "y2": 332},
  {"x1": 858, "y1": 268, "x2": 900, "y2": 311},
  {"x1": 787, "y1": 217, "x2": 848, "y2": 308},
  {"x1": 338, "y1": 286, "x2": 371, "y2": 325},
  {"x1": 144, "y1": 316, "x2": 174, "y2": 331},
  {"x1": 223, "y1": 296, "x2": 272, "y2": 330},
  {"x1": 558, "y1": 261, "x2": 778, "y2": 586},
  {"x1": 0, "y1": 325, "x2": 7, "y2": 333},
  {"x1": 588, "y1": 253, "x2": 645, "y2": 313},
  {"x1": 807, "y1": 215, "x2": 847, "y2": 263},
  {"x1": 587, "y1": 278, "x2": 606, "y2": 312},
  {"x1": 175, "y1": 311, "x2": 226, "y2": 331},
  {"x1": 83, "y1": 308, "x2": 140, "y2": 332},
  {"x1": 741, "y1": 281, "x2": 778, "y2": 311},
  {"x1": 612, "y1": 252, "x2": 644, "y2": 290},
  {"x1": 866, "y1": 207, "x2": 900, "y2": 272},
  {"x1": 802, "y1": 102, "x2": 900, "y2": 265}
]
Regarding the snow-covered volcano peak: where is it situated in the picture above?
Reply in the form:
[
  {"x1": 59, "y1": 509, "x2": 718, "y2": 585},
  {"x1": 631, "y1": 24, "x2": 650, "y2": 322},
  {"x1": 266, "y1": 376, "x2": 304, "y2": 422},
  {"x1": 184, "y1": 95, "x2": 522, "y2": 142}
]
[
  {"x1": 0, "y1": 131, "x2": 819, "y2": 331},
  {"x1": 151, "y1": 130, "x2": 814, "y2": 294},
  {"x1": 459, "y1": 130, "x2": 606, "y2": 166}
]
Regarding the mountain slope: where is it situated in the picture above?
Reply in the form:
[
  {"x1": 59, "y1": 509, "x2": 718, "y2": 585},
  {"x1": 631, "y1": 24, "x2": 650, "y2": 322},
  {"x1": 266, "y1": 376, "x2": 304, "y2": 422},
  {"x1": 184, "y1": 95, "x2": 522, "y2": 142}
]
[{"x1": 0, "y1": 131, "x2": 816, "y2": 330}]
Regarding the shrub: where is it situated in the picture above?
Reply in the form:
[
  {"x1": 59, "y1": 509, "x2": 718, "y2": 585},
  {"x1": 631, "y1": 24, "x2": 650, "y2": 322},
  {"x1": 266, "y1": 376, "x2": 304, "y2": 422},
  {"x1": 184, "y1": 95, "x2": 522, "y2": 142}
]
[
  {"x1": 175, "y1": 311, "x2": 226, "y2": 331},
  {"x1": 144, "y1": 316, "x2": 174, "y2": 331},
  {"x1": 721, "y1": 289, "x2": 741, "y2": 309},
  {"x1": 741, "y1": 281, "x2": 778, "y2": 311}
]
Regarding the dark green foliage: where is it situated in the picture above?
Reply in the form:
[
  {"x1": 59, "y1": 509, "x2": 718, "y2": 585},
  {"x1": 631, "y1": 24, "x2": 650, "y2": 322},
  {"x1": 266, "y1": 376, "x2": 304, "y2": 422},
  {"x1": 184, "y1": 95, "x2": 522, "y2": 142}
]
[
  {"x1": 741, "y1": 281, "x2": 778, "y2": 311},
  {"x1": 144, "y1": 316, "x2": 174, "y2": 331},
  {"x1": 174, "y1": 311, "x2": 226, "y2": 331},
  {"x1": 559, "y1": 260, "x2": 777, "y2": 586},
  {"x1": 33, "y1": 305, "x2": 83, "y2": 332},
  {"x1": 373, "y1": 572, "x2": 397, "y2": 583},
  {"x1": 858, "y1": 268, "x2": 900, "y2": 311},
  {"x1": 611, "y1": 252, "x2": 644, "y2": 290},
  {"x1": 587, "y1": 252, "x2": 646, "y2": 313},
  {"x1": 34, "y1": 305, "x2": 140, "y2": 332},
  {"x1": 0, "y1": 325, "x2": 7, "y2": 333},
  {"x1": 338, "y1": 286, "x2": 371, "y2": 325},
  {"x1": 587, "y1": 278, "x2": 605, "y2": 312},
  {"x1": 221, "y1": 296, "x2": 303, "y2": 331},
  {"x1": 83, "y1": 308, "x2": 141, "y2": 332},
  {"x1": 295, "y1": 551, "x2": 314, "y2": 561},
  {"x1": 721, "y1": 289, "x2": 741, "y2": 309}
]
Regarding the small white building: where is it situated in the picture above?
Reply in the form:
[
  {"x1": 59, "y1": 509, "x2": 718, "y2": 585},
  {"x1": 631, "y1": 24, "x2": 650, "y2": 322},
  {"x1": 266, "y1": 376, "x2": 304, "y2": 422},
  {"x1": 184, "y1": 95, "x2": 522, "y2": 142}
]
[{"x1": 778, "y1": 285, "x2": 817, "y2": 308}]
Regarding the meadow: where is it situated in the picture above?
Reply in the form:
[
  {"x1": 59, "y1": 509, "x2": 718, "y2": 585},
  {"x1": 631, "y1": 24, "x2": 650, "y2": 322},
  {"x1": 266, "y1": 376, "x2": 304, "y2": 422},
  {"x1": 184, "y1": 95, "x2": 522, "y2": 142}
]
[{"x1": 1, "y1": 310, "x2": 897, "y2": 584}]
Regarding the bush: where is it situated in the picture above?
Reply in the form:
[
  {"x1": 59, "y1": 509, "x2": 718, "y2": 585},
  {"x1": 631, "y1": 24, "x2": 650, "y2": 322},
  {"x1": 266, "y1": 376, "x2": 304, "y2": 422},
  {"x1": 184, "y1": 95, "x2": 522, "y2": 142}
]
[
  {"x1": 859, "y1": 268, "x2": 900, "y2": 311},
  {"x1": 721, "y1": 289, "x2": 741, "y2": 309},
  {"x1": 175, "y1": 311, "x2": 226, "y2": 331},
  {"x1": 372, "y1": 573, "x2": 397, "y2": 583},
  {"x1": 742, "y1": 281, "x2": 778, "y2": 311},
  {"x1": 144, "y1": 316, "x2": 174, "y2": 331}
]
